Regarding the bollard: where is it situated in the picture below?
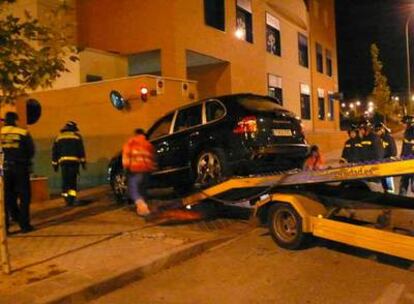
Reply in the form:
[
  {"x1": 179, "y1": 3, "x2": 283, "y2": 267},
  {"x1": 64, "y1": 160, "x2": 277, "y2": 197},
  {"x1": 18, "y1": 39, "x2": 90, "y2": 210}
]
[{"x1": 0, "y1": 151, "x2": 11, "y2": 274}]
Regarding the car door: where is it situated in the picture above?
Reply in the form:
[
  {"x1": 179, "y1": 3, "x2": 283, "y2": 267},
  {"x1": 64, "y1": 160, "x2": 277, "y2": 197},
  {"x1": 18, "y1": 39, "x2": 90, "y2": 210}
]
[
  {"x1": 147, "y1": 112, "x2": 175, "y2": 173},
  {"x1": 168, "y1": 104, "x2": 203, "y2": 171}
]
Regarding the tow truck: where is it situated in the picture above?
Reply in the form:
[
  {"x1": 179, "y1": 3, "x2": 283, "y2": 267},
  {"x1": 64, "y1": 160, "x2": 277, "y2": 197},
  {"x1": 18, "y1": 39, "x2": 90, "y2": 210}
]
[{"x1": 173, "y1": 157, "x2": 414, "y2": 261}]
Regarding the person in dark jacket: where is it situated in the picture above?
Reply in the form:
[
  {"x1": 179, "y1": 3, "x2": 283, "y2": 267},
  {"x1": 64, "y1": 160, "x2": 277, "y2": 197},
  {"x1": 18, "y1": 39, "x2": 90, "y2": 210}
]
[
  {"x1": 1, "y1": 112, "x2": 35, "y2": 233},
  {"x1": 375, "y1": 123, "x2": 397, "y2": 193},
  {"x1": 400, "y1": 116, "x2": 414, "y2": 195},
  {"x1": 358, "y1": 121, "x2": 384, "y2": 162},
  {"x1": 52, "y1": 121, "x2": 86, "y2": 206},
  {"x1": 341, "y1": 125, "x2": 361, "y2": 163}
]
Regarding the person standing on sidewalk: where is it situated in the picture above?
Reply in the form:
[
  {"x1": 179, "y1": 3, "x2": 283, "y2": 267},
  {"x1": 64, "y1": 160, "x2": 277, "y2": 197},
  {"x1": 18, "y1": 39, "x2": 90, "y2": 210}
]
[
  {"x1": 122, "y1": 128, "x2": 155, "y2": 216},
  {"x1": 375, "y1": 122, "x2": 397, "y2": 193},
  {"x1": 1, "y1": 112, "x2": 35, "y2": 233},
  {"x1": 340, "y1": 125, "x2": 362, "y2": 163},
  {"x1": 400, "y1": 116, "x2": 414, "y2": 195},
  {"x1": 358, "y1": 121, "x2": 384, "y2": 162},
  {"x1": 52, "y1": 121, "x2": 86, "y2": 206}
]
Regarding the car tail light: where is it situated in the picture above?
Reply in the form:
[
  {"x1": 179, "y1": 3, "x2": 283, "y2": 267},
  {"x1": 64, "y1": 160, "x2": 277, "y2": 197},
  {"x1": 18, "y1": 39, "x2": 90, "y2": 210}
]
[{"x1": 233, "y1": 116, "x2": 258, "y2": 134}]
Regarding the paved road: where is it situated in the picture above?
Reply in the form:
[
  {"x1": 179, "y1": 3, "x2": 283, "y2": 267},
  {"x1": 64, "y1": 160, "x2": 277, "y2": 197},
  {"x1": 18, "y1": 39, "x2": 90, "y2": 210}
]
[{"x1": 93, "y1": 228, "x2": 414, "y2": 304}]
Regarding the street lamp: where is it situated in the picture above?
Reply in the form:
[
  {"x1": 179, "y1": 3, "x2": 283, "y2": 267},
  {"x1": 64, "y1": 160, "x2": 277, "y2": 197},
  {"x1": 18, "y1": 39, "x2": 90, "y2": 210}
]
[{"x1": 406, "y1": 14, "x2": 414, "y2": 114}]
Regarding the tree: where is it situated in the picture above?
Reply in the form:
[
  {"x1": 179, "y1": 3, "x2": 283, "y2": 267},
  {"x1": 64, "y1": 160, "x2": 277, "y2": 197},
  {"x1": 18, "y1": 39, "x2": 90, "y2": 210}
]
[
  {"x1": 370, "y1": 43, "x2": 400, "y2": 120},
  {"x1": 0, "y1": 0, "x2": 78, "y2": 104},
  {"x1": 0, "y1": 0, "x2": 77, "y2": 275}
]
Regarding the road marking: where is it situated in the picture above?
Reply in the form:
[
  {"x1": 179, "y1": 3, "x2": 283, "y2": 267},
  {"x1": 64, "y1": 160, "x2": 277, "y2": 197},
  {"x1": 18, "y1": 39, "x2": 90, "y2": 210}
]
[{"x1": 373, "y1": 282, "x2": 405, "y2": 304}]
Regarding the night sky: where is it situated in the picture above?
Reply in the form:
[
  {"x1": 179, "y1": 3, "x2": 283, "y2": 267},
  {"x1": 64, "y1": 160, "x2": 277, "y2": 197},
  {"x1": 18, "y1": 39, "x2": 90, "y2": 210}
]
[{"x1": 335, "y1": 0, "x2": 414, "y2": 99}]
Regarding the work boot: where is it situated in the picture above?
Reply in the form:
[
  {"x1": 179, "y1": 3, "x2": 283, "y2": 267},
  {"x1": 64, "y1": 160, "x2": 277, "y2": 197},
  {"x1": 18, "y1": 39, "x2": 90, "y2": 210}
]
[
  {"x1": 135, "y1": 199, "x2": 150, "y2": 216},
  {"x1": 20, "y1": 225, "x2": 34, "y2": 234},
  {"x1": 65, "y1": 196, "x2": 75, "y2": 207}
]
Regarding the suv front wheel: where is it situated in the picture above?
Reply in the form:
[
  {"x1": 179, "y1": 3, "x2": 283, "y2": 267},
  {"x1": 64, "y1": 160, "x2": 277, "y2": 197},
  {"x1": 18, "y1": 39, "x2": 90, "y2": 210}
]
[{"x1": 111, "y1": 169, "x2": 128, "y2": 203}]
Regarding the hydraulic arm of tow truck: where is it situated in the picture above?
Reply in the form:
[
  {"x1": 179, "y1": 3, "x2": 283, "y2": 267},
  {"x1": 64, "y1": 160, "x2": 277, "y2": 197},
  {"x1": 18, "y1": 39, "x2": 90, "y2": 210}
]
[{"x1": 181, "y1": 157, "x2": 414, "y2": 207}]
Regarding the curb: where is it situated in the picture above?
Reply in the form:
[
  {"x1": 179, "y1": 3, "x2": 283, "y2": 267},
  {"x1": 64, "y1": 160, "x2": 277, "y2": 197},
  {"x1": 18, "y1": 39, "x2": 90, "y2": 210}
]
[{"x1": 39, "y1": 236, "x2": 233, "y2": 304}]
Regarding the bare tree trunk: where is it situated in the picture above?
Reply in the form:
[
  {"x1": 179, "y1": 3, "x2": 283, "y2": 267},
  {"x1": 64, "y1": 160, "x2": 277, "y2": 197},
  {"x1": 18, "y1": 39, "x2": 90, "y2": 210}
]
[{"x1": 0, "y1": 152, "x2": 11, "y2": 274}]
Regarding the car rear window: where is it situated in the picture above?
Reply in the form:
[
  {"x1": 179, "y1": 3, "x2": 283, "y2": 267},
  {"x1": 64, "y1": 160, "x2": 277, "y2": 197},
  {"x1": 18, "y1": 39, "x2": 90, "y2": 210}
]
[{"x1": 237, "y1": 96, "x2": 285, "y2": 112}]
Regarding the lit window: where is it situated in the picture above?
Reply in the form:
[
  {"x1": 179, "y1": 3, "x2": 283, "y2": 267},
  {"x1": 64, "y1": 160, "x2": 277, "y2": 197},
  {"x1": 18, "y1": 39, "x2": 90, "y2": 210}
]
[
  {"x1": 268, "y1": 74, "x2": 283, "y2": 105},
  {"x1": 298, "y1": 33, "x2": 308, "y2": 68},
  {"x1": 300, "y1": 84, "x2": 311, "y2": 120},
  {"x1": 328, "y1": 93, "x2": 335, "y2": 121},
  {"x1": 266, "y1": 13, "x2": 280, "y2": 56},
  {"x1": 236, "y1": 0, "x2": 253, "y2": 43}
]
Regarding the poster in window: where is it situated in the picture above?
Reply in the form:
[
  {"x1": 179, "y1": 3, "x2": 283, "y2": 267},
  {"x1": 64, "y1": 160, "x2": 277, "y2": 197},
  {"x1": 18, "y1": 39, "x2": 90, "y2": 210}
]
[
  {"x1": 266, "y1": 27, "x2": 276, "y2": 55},
  {"x1": 236, "y1": 10, "x2": 247, "y2": 40}
]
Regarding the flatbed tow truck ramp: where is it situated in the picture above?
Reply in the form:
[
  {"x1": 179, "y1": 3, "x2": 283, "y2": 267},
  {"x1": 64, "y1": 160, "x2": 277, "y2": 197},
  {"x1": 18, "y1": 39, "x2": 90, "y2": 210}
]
[{"x1": 177, "y1": 158, "x2": 414, "y2": 261}]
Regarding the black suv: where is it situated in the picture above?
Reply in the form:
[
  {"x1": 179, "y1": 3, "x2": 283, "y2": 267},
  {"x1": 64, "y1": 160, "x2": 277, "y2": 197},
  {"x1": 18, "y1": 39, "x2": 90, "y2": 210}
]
[{"x1": 108, "y1": 93, "x2": 309, "y2": 198}]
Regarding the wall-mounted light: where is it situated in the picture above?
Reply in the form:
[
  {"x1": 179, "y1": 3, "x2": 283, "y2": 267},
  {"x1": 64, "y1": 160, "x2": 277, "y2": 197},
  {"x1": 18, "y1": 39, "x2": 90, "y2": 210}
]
[{"x1": 140, "y1": 86, "x2": 149, "y2": 102}]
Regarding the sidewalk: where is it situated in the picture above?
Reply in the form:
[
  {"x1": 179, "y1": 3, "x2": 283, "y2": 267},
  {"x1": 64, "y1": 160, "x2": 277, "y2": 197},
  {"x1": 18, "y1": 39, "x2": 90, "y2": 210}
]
[{"x1": 0, "y1": 186, "x2": 250, "y2": 304}]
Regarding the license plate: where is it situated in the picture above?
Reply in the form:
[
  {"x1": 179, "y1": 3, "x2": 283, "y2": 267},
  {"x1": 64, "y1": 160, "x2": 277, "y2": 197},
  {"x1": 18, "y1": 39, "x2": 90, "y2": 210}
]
[{"x1": 272, "y1": 129, "x2": 292, "y2": 136}]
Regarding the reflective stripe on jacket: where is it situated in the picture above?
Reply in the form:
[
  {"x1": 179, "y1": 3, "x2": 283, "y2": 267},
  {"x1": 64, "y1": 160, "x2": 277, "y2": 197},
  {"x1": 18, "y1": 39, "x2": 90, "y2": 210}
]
[
  {"x1": 122, "y1": 135, "x2": 155, "y2": 173},
  {"x1": 1, "y1": 125, "x2": 35, "y2": 165},
  {"x1": 341, "y1": 137, "x2": 361, "y2": 163},
  {"x1": 52, "y1": 131, "x2": 86, "y2": 165}
]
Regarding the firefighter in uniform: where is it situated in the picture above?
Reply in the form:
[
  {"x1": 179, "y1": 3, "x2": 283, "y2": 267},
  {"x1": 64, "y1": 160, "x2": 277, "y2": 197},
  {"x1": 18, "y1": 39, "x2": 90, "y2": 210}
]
[
  {"x1": 52, "y1": 121, "x2": 86, "y2": 206},
  {"x1": 1, "y1": 112, "x2": 35, "y2": 233},
  {"x1": 122, "y1": 128, "x2": 155, "y2": 216},
  {"x1": 375, "y1": 122, "x2": 397, "y2": 193},
  {"x1": 400, "y1": 116, "x2": 414, "y2": 195},
  {"x1": 358, "y1": 121, "x2": 384, "y2": 162},
  {"x1": 341, "y1": 125, "x2": 362, "y2": 163}
]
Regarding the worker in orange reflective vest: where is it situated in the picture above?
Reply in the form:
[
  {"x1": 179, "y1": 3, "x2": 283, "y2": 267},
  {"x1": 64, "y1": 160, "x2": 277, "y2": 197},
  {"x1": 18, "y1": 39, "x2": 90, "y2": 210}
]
[
  {"x1": 122, "y1": 128, "x2": 155, "y2": 216},
  {"x1": 303, "y1": 145, "x2": 325, "y2": 171}
]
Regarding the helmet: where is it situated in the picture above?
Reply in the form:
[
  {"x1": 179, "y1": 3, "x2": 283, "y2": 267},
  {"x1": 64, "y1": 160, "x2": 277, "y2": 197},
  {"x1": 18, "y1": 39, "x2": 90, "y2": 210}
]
[
  {"x1": 347, "y1": 124, "x2": 359, "y2": 134},
  {"x1": 374, "y1": 122, "x2": 390, "y2": 133},
  {"x1": 402, "y1": 115, "x2": 414, "y2": 125},
  {"x1": 64, "y1": 121, "x2": 79, "y2": 131},
  {"x1": 358, "y1": 120, "x2": 373, "y2": 130},
  {"x1": 4, "y1": 112, "x2": 18, "y2": 125}
]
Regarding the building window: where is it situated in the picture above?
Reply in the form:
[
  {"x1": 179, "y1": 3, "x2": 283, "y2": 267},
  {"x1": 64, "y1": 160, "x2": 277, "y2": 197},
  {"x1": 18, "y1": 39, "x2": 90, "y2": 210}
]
[
  {"x1": 318, "y1": 88, "x2": 325, "y2": 120},
  {"x1": 86, "y1": 74, "x2": 103, "y2": 83},
  {"x1": 326, "y1": 49, "x2": 333, "y2": 77},
  {"x1": 204, "y1": 0, "x2": 225, "y2": 31},
  {"x1": 328, "y1": 93, "x2": 335, "y2": 121},
  {"x1": 268, "y1": 74, "x2": 283, "y2": 105},
  {"x1": 236, "y1": 0, "x2": 253, "y2": 43},
  {"x1": 300, "y1": 84, "x2": 311, "y2": 120},
  {"x1": 298, "y1": 33, "x2": 308, "y2": 68},
  {"x1": 316, "y1": 43, "x2": 323, "y2": 73},
  {"x1": 266, "y1": 13, "x2": 280, "y2": 56}
]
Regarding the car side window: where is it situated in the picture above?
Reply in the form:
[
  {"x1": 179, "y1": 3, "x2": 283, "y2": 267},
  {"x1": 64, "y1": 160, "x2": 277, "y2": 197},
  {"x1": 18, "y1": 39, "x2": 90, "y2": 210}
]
[
  {"x1": 206, "y1": 100, "x2": 225, "y2": 122},
  {"x1": 173, "y1": 104, "x2": 202, "y2": 132},
  {"x1": 148, "y1": 113, "x2": 174, "y2": 140}
]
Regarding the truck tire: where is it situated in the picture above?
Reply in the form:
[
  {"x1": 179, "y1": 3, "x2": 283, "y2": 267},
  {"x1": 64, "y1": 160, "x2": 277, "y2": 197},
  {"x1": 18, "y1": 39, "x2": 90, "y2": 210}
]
[{"x1": 268, "y1": 203, "x2": 310, "y2": 250}]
